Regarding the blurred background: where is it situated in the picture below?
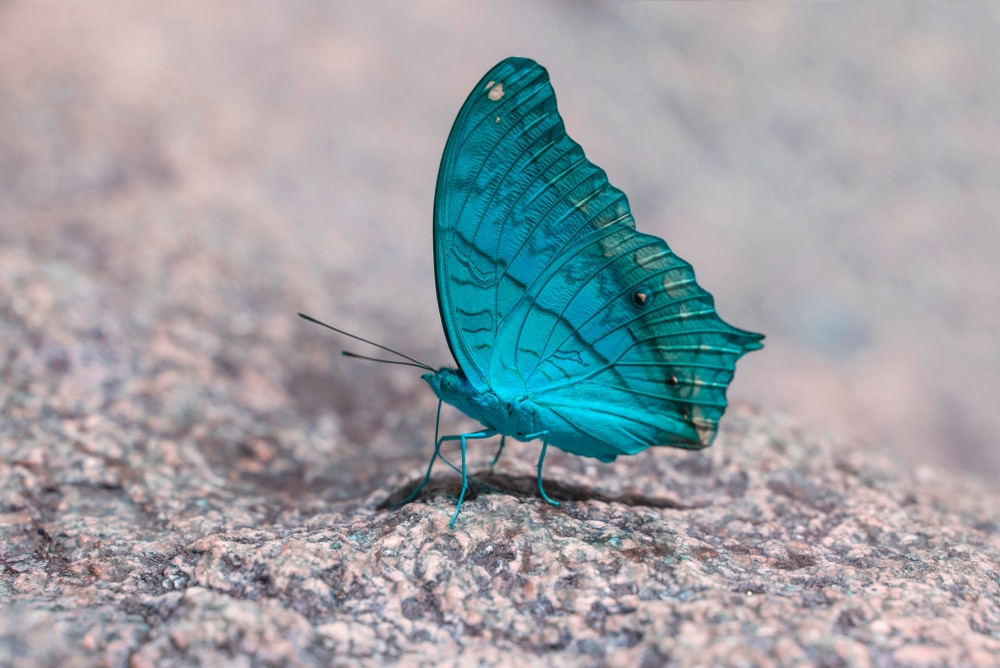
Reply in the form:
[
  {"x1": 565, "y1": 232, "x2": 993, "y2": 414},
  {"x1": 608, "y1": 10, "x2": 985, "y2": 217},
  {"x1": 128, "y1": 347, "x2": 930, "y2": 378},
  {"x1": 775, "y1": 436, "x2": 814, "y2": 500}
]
[{"x1": 2, "y1": 1, "x2": 997, "y2": 485}]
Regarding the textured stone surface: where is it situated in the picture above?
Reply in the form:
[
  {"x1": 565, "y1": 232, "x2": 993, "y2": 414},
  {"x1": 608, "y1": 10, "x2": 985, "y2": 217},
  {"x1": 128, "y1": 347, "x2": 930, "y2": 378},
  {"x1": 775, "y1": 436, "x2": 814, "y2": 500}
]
[
  {"x1": 3, "y1": 404, "x2": 1000, "y2": 666},
  {"x1": 2, "y1": 2, "x2": 1000, "y2": 666}
]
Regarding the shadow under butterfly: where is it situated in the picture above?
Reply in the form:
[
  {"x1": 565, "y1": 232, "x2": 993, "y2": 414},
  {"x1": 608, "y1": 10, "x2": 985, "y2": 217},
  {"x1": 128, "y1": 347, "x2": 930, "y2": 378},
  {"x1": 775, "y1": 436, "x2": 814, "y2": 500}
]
[{"x1": 301, "y1": 57, "x2": 763, "y2": 525}]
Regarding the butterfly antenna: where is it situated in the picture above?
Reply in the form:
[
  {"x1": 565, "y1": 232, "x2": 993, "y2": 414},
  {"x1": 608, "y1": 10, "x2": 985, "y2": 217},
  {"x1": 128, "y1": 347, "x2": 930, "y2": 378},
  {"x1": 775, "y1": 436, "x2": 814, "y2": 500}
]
[
  {"x1": 298, "y1": 313, "x2": 434, "y2": 371},
  {"x1": 341, "y1": 350, "x2": 430, "y2": 369}
]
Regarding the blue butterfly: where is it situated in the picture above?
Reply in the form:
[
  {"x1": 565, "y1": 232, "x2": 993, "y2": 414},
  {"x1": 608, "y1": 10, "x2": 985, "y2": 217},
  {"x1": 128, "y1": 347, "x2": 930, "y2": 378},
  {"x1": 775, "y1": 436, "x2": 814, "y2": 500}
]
[{"x1": 303, "y1": 57, "x2": 762, "y2": 524}]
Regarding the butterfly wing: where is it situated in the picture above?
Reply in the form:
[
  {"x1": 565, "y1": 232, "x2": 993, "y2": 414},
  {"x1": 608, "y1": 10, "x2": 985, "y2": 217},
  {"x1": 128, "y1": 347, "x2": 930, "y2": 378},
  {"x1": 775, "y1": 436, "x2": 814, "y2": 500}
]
[
  {"x1": 502, "y1": 224, "x2": 763, "y2": 459},
  {"x1": 435, "y1": 57, "x2": 762, "y2": 458}
]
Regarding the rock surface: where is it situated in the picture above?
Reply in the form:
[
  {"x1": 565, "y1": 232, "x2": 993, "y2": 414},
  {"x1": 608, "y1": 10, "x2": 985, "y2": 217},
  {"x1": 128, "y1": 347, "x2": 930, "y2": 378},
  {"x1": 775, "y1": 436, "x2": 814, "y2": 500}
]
[
  {"x1": 2, "y1": 2, "x2": 1000, "y2": 666},
  {"x1": 3, "y1": 401, "x2": 1000, "y2": 666}
]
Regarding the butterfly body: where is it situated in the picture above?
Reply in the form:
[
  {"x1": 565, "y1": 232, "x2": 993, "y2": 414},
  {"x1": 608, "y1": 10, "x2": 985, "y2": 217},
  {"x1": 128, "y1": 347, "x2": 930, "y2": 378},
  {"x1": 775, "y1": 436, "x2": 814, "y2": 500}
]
[
  {"x1": 425, "y1": 366, "x2": 627, "y2": 463},
  {"x1": 423, "y1": 368, "x2": 541, "y2": 445}
]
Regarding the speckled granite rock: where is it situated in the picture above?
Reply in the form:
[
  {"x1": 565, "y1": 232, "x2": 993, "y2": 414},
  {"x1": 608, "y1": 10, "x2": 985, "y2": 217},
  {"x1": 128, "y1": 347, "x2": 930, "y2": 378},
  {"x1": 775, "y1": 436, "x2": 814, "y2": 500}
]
[{"x1": 3, "y1": 386, "x2": 1000, "y2": 667}]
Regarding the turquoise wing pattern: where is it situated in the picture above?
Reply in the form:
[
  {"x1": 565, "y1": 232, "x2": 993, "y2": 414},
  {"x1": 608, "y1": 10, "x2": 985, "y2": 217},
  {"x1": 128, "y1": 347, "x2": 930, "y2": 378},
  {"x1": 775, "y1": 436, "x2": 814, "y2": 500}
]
[{"x1": 434, "y1": 57, "x2": 763, "y2": 457}]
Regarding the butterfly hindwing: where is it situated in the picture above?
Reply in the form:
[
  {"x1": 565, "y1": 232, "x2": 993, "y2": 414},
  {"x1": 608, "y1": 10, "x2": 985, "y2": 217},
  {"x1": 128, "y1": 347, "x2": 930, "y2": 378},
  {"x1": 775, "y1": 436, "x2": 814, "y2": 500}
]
[{"x1": 504, "y1": 225, "x2": 763, "y2": 456}]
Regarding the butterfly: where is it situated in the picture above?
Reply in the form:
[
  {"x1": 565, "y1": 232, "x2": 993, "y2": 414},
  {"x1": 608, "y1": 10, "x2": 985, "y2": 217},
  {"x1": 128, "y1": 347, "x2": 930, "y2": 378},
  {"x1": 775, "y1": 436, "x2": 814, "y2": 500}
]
[{"x1": 302, "y1": 57, "x2": 763, "y2": 525}]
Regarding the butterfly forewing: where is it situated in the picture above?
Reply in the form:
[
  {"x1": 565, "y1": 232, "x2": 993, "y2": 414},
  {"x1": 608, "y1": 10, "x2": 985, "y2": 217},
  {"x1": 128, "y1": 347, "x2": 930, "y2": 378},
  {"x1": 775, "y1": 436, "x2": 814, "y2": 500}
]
[{"x1": 434, "y1": 58, "x2": 636, "y2": 384}]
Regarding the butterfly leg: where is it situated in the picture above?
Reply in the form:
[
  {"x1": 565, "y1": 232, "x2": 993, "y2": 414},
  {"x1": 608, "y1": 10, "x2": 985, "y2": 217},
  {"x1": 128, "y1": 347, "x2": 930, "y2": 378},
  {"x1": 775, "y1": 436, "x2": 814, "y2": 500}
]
[
  {"x1": 393, "y1": 401, "x2": 446, "y2": 507},
  {"x1": 435, "y1": 429, "x2": 497, "y2": 525},
  {"x1": 489, "y1": 435, "x2": 507, "y2": 469},
  {"x1": 394, "y1": 444, "x2": 443, "y2": 507},
  {"x1": 524, "y1": 431, "x2": 560, "y2": 507}
]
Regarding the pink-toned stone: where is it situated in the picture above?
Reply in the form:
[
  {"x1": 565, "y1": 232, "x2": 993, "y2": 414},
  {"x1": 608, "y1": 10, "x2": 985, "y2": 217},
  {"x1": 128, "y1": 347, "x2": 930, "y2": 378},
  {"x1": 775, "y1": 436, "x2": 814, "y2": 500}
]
[{"x1": 13, "y1": 403, "x2": 996, "y2": 665}]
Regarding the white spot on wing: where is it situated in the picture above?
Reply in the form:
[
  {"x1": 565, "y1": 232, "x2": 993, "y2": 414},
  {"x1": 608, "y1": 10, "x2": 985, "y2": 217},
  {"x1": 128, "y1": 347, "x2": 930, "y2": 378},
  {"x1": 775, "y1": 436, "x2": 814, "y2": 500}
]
[{"x1": 488, "y1": 82, "x2": 505, "y2": 101}]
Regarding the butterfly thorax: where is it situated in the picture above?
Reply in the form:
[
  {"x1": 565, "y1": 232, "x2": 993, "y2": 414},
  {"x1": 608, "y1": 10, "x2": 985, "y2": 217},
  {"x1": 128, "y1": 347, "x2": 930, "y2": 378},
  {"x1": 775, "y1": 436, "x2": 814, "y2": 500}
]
[{"x1": 422, "y1": 368, "x2": 541, "y2": 442}]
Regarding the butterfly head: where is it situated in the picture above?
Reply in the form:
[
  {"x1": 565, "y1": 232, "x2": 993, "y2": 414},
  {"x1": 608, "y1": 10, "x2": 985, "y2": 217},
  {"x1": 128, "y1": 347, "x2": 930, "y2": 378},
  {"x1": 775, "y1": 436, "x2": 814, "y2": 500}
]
[{"x1": 421, "y1": 367, "x2": 470, "y2": 404}]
